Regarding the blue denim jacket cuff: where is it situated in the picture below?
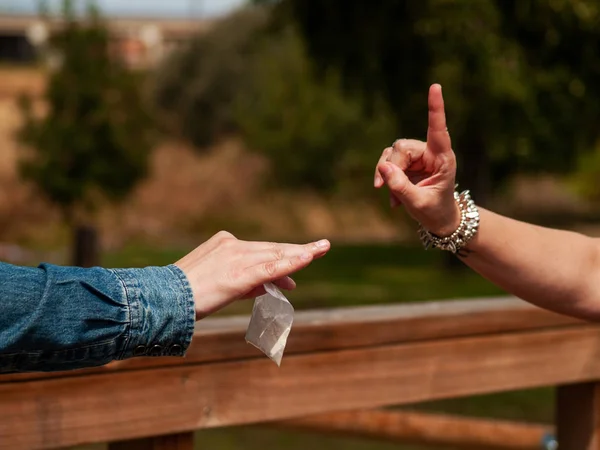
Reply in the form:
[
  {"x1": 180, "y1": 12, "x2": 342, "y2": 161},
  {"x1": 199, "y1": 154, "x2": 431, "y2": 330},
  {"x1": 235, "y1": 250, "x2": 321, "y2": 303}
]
[{"x1": 110, "y1": 265, "x2": 195, "y2": 359}]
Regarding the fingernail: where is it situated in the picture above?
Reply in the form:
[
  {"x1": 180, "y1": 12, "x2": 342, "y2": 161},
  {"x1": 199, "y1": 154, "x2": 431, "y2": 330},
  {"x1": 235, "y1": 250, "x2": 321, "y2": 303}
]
[
  {"x1": 315, "y1": 239, "x2": 329, "y2": 249},
  {"x1": 379, "y1": 164, "x2": 391, "y2": 176},
  {"x1": 374, "y1": 175, "x2": 382, "y2": 185},
  {"x1": 301, "y1": 252, "x2": 312, "y2": 261}
]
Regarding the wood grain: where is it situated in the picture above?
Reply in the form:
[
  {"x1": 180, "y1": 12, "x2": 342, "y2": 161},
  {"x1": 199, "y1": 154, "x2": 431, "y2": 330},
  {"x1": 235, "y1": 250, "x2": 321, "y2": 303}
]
[
  {"x1": 280, "y1": 409, "x2": 551, "y2": 449},
  {"x1": 1, "y1": 297, "x2": 582, "y2": 383},
  {"x1": 1, "y1": 325, "x2": 599, "y2": 450}
]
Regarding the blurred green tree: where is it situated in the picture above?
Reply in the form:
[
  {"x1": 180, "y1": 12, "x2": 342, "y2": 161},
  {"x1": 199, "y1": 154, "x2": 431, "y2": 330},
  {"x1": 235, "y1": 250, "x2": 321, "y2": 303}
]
[
  {"x1": 154, "y1": 7, "x2": 270, "y2": 150},
  {"x1": 18, "y1": 0, "x2": 155, "y2": 266},
  {"x1": 154, "y1": 6, "x2": 394, "y2": 193},
  {"x1": 233, "y1": 23, "x2": 394, "y2": 192},
  {"x1": 278, "y1": 0, "x2": 600, "y2": 205}
]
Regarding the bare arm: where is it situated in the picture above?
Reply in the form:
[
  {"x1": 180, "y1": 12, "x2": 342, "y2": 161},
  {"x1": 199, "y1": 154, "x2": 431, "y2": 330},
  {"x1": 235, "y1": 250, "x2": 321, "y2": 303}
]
[
  {"x1": 375, "y1": 84, "x2": 600, "y2": 320},
  {"x1": 459, "y1": 208, "x2": 600, "y2": 320}
]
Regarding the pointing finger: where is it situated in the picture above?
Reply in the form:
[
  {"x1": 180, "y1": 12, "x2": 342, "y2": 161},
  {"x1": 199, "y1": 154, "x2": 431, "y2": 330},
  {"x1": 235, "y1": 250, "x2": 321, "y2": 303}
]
[{"x1": 427, "y1": 84, "x2": 452, "y2": 155}]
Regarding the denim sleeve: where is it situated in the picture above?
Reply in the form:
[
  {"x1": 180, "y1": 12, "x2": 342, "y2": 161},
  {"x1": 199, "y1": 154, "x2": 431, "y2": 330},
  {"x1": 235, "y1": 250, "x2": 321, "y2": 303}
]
[{"x1": 0, "y1": 262, "x2": 195, "y2": 373}]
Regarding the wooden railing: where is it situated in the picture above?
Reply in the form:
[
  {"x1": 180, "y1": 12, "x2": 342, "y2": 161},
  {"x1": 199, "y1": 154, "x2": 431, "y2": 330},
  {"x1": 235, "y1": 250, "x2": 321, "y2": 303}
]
[{"x1": 1, "y1": 296, "x2": 599, "y2": 450}]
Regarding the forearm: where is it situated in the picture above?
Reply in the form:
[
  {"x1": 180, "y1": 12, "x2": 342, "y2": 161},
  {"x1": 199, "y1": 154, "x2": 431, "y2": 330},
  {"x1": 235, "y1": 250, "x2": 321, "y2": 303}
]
[
  {"x1": 459, "y1": 208, "x2": 600, "y2": 320},
  {"x1": 0, "y1": 262, "x2": 195, "y2": 373}
]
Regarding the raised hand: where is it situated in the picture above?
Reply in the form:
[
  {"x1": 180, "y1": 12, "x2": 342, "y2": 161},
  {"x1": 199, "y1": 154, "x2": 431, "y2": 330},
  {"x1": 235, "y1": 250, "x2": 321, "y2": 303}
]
[
  {"x1": 374, "y1": 84, "x2": 460, "y2": 236},
  {"x1": 175, "y1": 231, "x2": 330, "y2": 319}
]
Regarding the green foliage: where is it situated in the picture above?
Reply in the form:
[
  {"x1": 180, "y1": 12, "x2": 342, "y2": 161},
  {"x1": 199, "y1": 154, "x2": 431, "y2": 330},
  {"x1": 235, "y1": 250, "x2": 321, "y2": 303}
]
[
  {"x1": 18, "y1": 0, "x2": 154, "y2": 219},
  {"x1": 154, "y1": 7, "x2": 270, "y2": 149},
  {"x1": 154, "y1": 6, "x2": 394, "y2": 192},
  {"x1": 571, "y1": 140, "x2": 600, "y2": 201},
  {"x1": 233, "y1": 26, "x2": 394, "y2": 191},
  {"x1": 280, "y1": 0, "x2": 600, "y2": 201}
]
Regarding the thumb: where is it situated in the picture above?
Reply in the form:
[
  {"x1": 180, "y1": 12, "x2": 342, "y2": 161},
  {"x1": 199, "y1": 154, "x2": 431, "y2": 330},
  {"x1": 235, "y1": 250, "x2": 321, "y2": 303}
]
[{"x1": 378, "y1": 162, "x2": 418, "y2": 205}]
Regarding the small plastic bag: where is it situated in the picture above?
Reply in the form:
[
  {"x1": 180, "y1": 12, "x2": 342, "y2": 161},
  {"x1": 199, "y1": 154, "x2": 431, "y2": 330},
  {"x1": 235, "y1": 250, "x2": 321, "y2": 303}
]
[{"x1": 245, "y1": 283, "x2": 294, "y2": 366}]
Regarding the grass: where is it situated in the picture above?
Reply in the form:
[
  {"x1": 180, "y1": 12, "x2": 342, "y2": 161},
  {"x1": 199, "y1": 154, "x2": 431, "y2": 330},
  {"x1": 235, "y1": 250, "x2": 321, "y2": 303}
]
[{"x1": 94, "y1": 242, "x2": 553, "y2": 450}]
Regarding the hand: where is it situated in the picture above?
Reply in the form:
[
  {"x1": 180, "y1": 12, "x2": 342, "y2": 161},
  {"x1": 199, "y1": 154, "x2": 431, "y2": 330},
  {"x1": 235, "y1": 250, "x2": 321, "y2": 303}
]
[
  {"x1": 175, "y1": 231, "x2": 331, "y2": 319},
  {"x1": 374, "y1": 84, "x2": 460, "y2": 236}
]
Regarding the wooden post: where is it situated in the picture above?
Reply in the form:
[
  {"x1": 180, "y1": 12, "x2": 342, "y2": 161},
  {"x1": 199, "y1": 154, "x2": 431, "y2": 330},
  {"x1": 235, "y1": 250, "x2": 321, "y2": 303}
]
[
  {"x1": 556, "y1": 382, "x2": 600, "y2": 449},
  {"x1": 108, "y1": 432, "x2": 194, "y2": 450},
  {"x1": 72, "y1": 224, "x2": 99, "y2": 267}
]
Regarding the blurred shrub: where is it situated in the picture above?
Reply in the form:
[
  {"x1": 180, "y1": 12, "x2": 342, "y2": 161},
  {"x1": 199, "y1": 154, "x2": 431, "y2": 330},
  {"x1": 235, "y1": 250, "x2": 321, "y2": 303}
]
[
  {"x1": 154, "y1": 7, "x2": 270, "y2": 149},
  {"x1": 233, "y1": 26, "x2": 394, "y2": 191},
  {"x1": 154, "y1": 7, "x2": 395, "y2": 192}
]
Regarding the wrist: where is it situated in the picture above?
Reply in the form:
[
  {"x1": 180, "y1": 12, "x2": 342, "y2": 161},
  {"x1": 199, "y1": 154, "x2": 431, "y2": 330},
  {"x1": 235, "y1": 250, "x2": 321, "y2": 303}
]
[
  {"x1": 418, "y1": 189, "x2": 480, "y2": 254},
  {"x1": 429, "y1": 202, "x2": 462, "y2": 237}
]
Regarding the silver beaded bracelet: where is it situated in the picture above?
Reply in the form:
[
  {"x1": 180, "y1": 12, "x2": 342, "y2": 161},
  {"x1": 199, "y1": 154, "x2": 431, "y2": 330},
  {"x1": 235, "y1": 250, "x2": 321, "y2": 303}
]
[{"x1": 417, "y1": 188, "x2": 480, "y2": 254}]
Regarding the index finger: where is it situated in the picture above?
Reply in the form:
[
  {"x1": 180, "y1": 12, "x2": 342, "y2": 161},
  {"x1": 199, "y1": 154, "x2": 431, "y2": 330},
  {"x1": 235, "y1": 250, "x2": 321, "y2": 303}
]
[
  {"x1": 242, "y1": 240, "x2": 331, "y2": 266},
  {"x1": 427, "y1": 84, "x2": 452, "y2": 154}
]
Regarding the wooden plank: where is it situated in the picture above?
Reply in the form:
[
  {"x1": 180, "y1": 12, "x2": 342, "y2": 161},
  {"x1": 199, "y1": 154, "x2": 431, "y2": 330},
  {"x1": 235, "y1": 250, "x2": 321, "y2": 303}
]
[
  {"x1": 280, "y1": 409, "x2": 551, "y2": 450},
  {"x1": 0, "y1": 326, "x2": 599, "y2": 450},
  {"x1": 556, "y1": 382, "x2": 600, "y2": 449},
  {"x1": 108, "y1": 432, "x2": 194, "y2": 450},
  {"x1": 1, "y1": 297, "x2": 582, "y2": 383}
]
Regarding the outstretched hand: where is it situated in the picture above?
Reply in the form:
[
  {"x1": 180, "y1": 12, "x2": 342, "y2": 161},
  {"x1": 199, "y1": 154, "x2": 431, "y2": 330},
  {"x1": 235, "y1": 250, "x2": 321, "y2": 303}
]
[
  {"x1": 175, "y1": 231, "x2": 330, "y2": 319},
  {"x1": 374, "y1": 84, "x2": 460, "y2": 236}
]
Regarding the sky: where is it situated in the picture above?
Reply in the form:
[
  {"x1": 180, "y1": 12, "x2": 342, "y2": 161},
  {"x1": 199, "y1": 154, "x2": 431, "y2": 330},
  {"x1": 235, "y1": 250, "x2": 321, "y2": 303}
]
[{"x1": 0, "y1": 0, "x2": 247, "y2": 18}]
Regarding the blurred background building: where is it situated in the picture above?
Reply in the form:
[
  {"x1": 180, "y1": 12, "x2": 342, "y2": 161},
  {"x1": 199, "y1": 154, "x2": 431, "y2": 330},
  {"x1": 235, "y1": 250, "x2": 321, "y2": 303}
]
[{"x1": 0, "y1": 3, "x2": 221, "y2": 68}]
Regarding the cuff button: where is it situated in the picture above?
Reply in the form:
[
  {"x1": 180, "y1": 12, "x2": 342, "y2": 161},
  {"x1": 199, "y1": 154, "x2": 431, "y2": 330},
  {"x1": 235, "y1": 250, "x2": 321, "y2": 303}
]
[
  {"x1": 133, "y1": 345, "x2": 147, "y2": 356},
  {"x1": 149, "y1": 345, "x2": 163, "y2": 356},
  {"x1": 169, "y1": 344, "x2": 183, "y2": 355}
]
